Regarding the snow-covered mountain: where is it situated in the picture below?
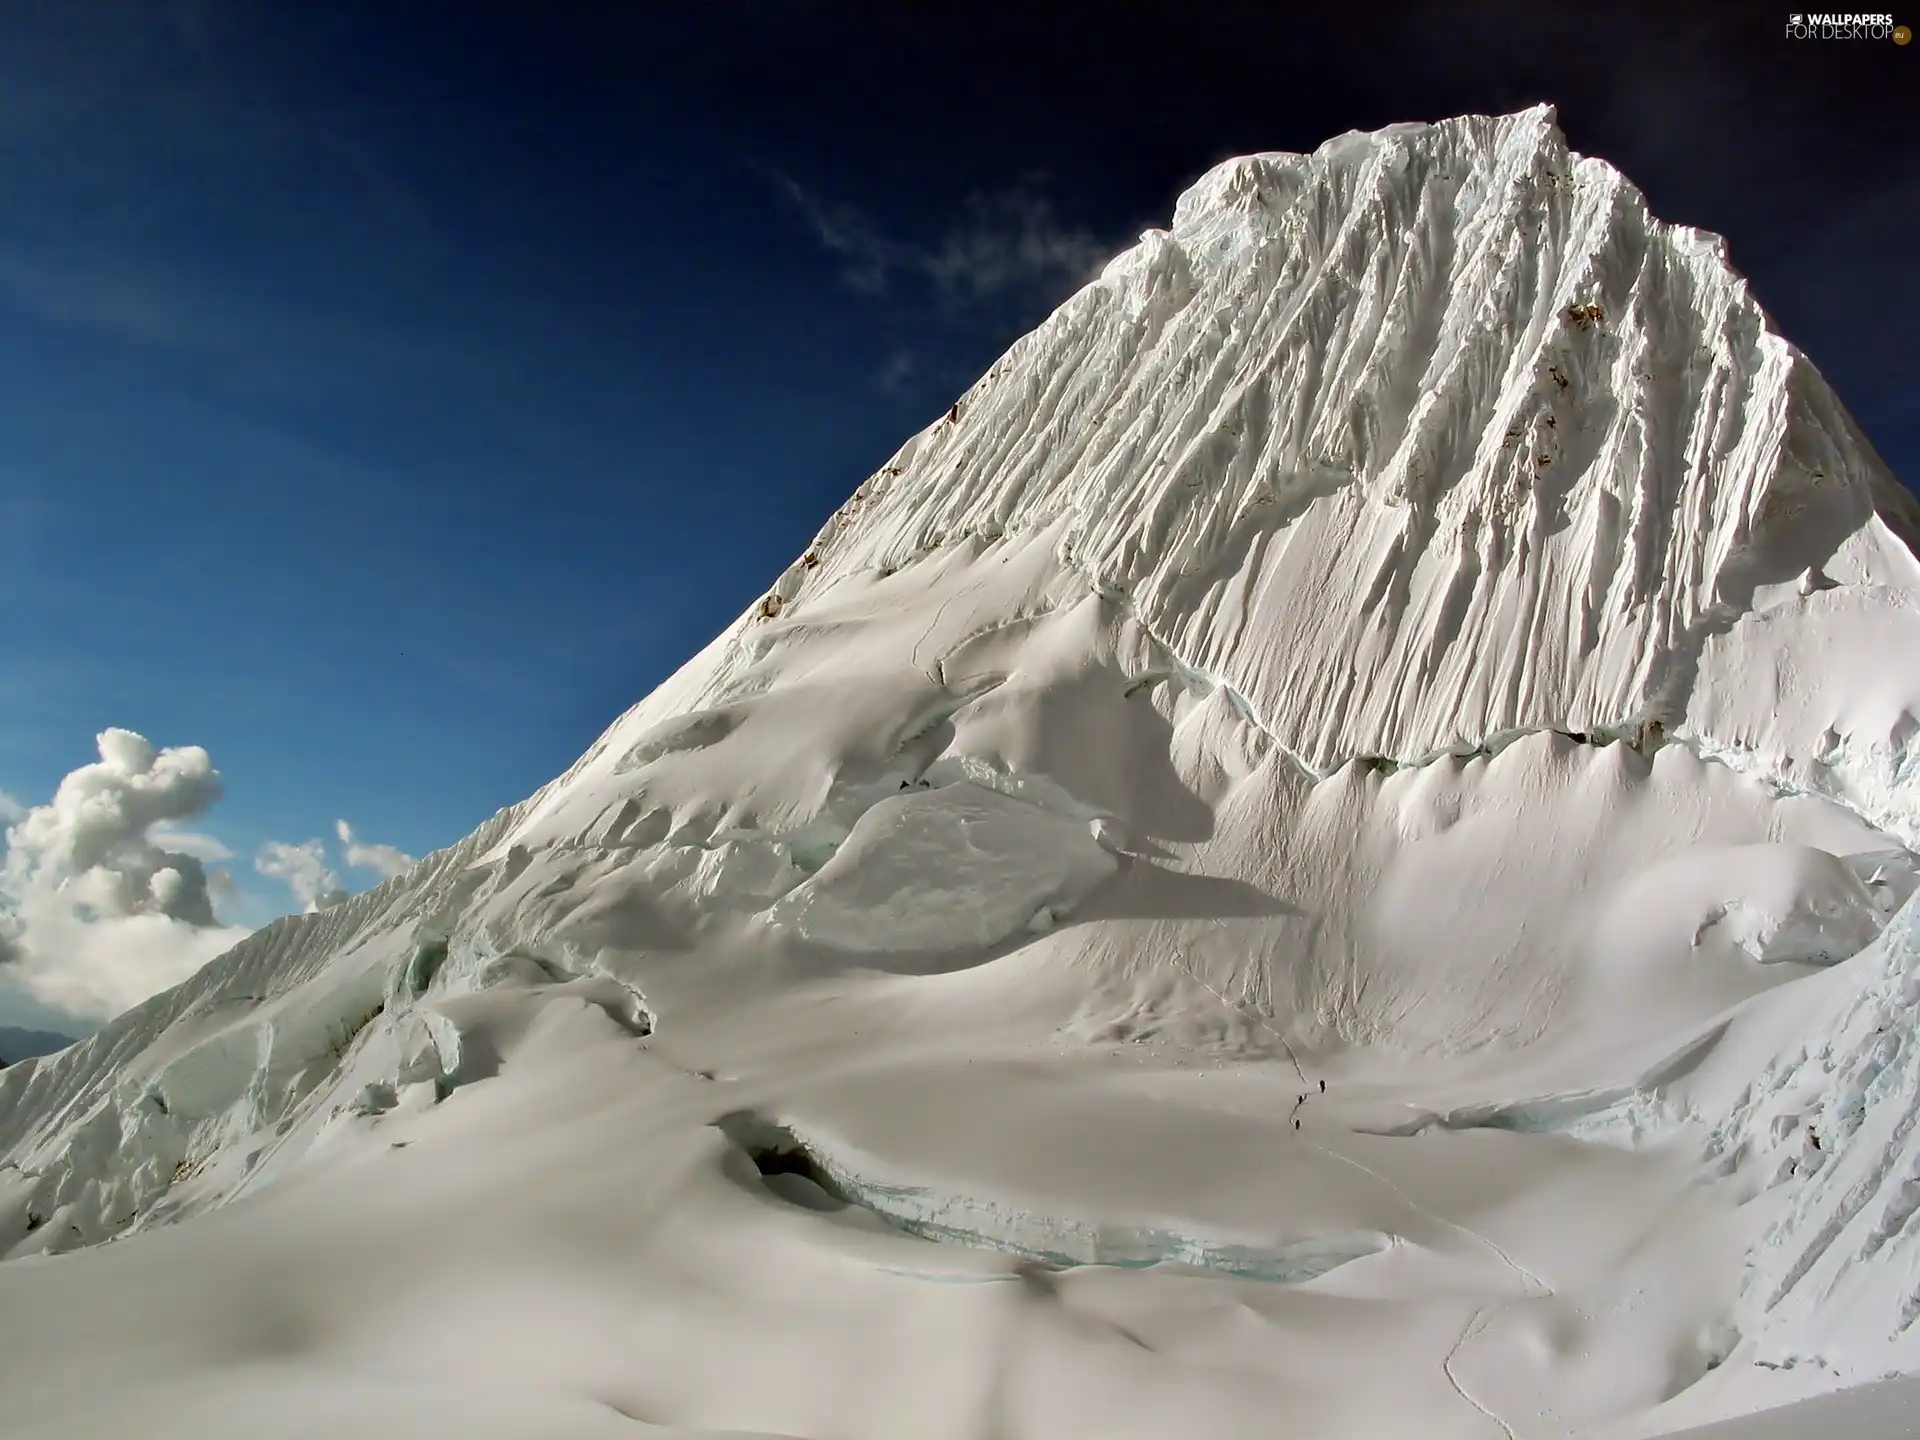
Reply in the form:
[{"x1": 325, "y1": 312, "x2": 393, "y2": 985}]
[{"x1": 4, "y1": 106, "x2": 1920, "y2": 1439}]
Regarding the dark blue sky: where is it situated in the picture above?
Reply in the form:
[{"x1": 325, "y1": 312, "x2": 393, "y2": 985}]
[{"x1": 1, "y1": 0, "x2": 1914, "y2": 917}]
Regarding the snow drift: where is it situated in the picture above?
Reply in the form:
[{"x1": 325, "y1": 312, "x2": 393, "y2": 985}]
[{"x1": 3, "y1": 106, "x2": 1919, "y2": 1439}]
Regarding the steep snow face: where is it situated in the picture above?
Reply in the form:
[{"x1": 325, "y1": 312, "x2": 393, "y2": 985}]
[
  {"x1": 745, "y1": 104, "x2": 1917, "y2": 809},
  {"x1": 2, "y1": 108, "x2": 1918, "y2": 1440},
  {"x1": 505, "y1": 106, "x2": 1920, "y2": 860}
]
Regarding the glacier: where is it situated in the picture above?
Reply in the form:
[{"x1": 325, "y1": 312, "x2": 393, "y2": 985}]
[{"x1": 4, "y1": 105, "x2": 1920, "y2": 1438}]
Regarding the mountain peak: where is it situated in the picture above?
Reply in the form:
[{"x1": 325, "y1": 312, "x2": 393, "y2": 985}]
[{"x1": 726, "y1": 109, "x2": 1914, "y2": 802}]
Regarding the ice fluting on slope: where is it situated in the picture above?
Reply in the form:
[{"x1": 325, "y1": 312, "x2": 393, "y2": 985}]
[
  {"x1": 701, "y1": 104, "x2": 1917, "y2": 830},
  {"x1": 499, "y1": 105, "x2": 1919, "y2": 870}
]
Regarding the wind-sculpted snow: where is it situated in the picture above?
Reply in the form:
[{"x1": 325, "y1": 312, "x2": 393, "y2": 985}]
[
  {"x1": 745, "y1": 106, "x2": 1920, "y2": 802},
  {"x1": 764, "y1": 782, "x2": 1118, "y2": 953},
  {"x1": 3, "y1": 108, "x2": 1919, "y2": 1439}
]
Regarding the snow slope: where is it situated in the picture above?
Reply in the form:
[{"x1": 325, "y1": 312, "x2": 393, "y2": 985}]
[{"x1": 4, "y1": 107, "x2": 1920, "y2": 1439}]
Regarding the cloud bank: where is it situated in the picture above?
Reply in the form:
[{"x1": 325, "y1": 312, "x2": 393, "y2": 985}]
[
  {"x1": 1, "y1": 728, "x2": 420, "y2": 1024},
  {"x1": 0, "y1": 729, "x2": 248, "y2": 1020}
]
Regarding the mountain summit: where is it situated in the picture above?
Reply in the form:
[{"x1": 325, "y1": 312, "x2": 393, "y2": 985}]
[{"x1": 4, "y1": 108, "x2": 1920, "y2": 1439}]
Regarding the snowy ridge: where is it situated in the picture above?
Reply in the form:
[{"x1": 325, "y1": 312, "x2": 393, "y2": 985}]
[{"x1": 0, "y1": 805, "x2": 522, "y2": 1250}]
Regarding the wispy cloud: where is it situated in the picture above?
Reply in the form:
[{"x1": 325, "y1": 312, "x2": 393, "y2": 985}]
[
  {"x1": 875, "y1": 349, "x2": 918, "y2": 397},
  {"x1": 336, "y1": 819, "x2": 415, "y2": 881},
  {"x1": 254, "y1": 838, "x2": 348, "y2": 914},
  {"x1": 776, "y1": 177, "x2": 898, "y2": 295},
  {"x1": 0, "y1": 248, "x2": 246, "y2": 357},
  {"x1": 252, "y1": 818, "x2": 416, "y2": 915},
  {"x1": 778, "y1": 176, "x2": 1111, "y2": 308},
  {"x1": 921, "y1": 190, "x2": 1114, "y2": 302}
]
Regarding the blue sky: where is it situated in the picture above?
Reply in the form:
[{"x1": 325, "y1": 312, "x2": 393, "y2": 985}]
[{"x1": 1, "y1": 1, "x2": 1914, "y2": 1030}]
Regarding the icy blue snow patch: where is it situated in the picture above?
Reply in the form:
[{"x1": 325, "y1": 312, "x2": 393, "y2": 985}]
[{"x1": 719, "y1": 1112, "x2": 1388, "y2": 1283}]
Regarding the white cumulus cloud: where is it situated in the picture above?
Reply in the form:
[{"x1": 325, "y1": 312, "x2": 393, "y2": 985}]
[
  {"x1": 5, "y1": 728, "x2": 224, "y2": 924},
  {"x1": 2, "y1": 730, "x2": 428, "y2": 1026},
  {"x1": 0, "y1": 729, "x2": 249, "y2": 1021}
]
